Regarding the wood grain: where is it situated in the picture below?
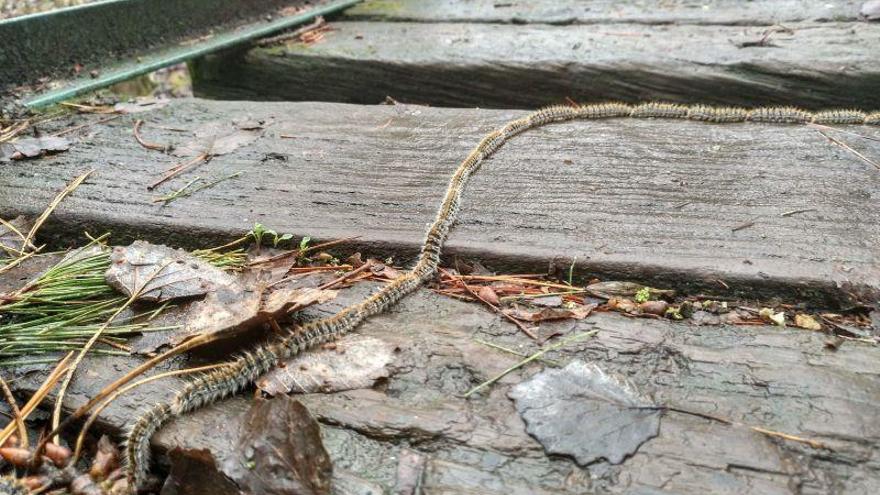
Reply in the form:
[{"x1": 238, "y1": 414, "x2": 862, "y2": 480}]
[
  {"x1": 11, "y1": 286, "x2": 880, "y2": 494},
  {"x1": 192, "y1": 21, "x2": 880, "y2": 109},
  {"x1": 1, "y1": 99, "x2": 878, "y2": 304},
  {"x1": 344, "y1": 0, "x2": 868, "y2": 25}
]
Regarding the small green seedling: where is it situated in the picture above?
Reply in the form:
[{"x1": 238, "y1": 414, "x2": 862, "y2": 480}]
[
  {"x1": 634, "y1": 287, "x2": 652, "y2": 303},
  {"x1": 249, "y1": 223, "x2": 293, "y2": 248}
]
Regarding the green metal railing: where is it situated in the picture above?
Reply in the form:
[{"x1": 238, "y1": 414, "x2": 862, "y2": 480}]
[{"x1": 0, "y1": 0, "x2": 362, "y2": 108}]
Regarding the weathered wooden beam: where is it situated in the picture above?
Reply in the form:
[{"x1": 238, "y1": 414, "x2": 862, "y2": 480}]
[
  {"x1": 191, "y1": 21, "x2": 880, "y2": 109},
  {"x1": 1, "y1": 99, "x2": 878, "y2": 304},
  {"x1": 11, "y1": 287, "x2": 880, "y2": 494},
  {"x1": 344, "y1": 0, "x2": 868, "y2": 25}
]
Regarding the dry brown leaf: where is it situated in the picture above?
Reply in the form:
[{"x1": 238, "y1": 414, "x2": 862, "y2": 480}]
[
  {"x1": 794, "y1": 314, "x2": 822, "y2": 331},
  {"x1": 478, "y1": 285, "x2": 500, "y2": 306},
  {"x1": 504, "y1": 303, "x2": 595, "y2": 322}
]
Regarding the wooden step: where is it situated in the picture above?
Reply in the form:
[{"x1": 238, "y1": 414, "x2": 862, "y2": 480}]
[
  {"x1": 11, "y1": 287, "x2": 880, "y2": 494},
  {"x1": 343, "y1": 0, "x2": 867, "y2": 25},
  {"x1": 1, "y1": 99, "x2": 877, "y2": 304},
  {"x1": 190, "y1": 17, "x2": 880, "y2": 109}
]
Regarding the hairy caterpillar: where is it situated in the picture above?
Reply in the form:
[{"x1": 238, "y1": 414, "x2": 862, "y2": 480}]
[{"x1": 125, "y1": 101, "x2": 879, "y2": 491}]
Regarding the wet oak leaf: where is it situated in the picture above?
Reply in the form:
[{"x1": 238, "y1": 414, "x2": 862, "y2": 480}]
[
  {"x1": 222, "y1": 395, "x2": 332, "y2": 495},
  {"x1": 0, "y1": 136, "x2": 71, "y2": 161},
  {"x1": 509, "y1": 360, "x2": 660, "y2": 465},
  {"x1": 105, "y1": 240, "x2": 237, "y2": 303}
]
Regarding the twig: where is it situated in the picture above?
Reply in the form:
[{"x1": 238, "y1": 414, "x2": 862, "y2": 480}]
[
  {"x1": 807, "y1": 123, "x2": 880, "y2": 142},
  {"x1": 45, "y1": 335, "x2": 224, "y2": 439},
  {"x1": 441, "y1": 269, "x2": 538, "y2": 340},
  {"x1": 249, "y1": 236, "x2": 360, "y2": 267},
  {"x1": 473, "y1": 339, "x2": 562, "y2": 366},
  {"x1": 256, "y1": 16, "x2": 325, "y2": 47},
  {"x1": 0, "y1": 121, "x2": 30, "y2": 144},
  {"x1": 731, "y1": 221, "x2": 755, "y2": 232},
  {"x1": 656, "y1": 406, "x2": 828, "y2": 450},
  {"x1": 0, "y1": 217, "x2": 30, "y2": 257},
  {"x1": 499, "y1": 289, "x2": 588, "y2": 303},
  {"x1": 148, "y1": 152, "x2": 209, "y2": 190},
  {"x1": 0, "y1": 250, "x2": 38, "y2": 277},
  {"x1": 72, "y1": 363, "x2": 227, "y2": 462},
  {"x1": 0, "y1": 375, "x2": 28, "y2": 448},
  {"x1": 152, "y1": 177, "x2": 201, "y2": 204},
  {"x1": 133, "y1": 120, "x2": 168, "y2": 151},
  {"x1": 154, "y1": 171, "x2": 242, "y2": 205},
  {"x1": 0, "y1": 352, "x2": 72, "y2": 447},
  {"x1": 780, "y1": 208, "x2": 816, "y2": 217},
  {"x1": 816, "y1": 129, "x2": 880, "y2": 171},
  {"x1": 316, "y1": 262, "x2": 375, "y2": 291},
  {"x1": 22, "y1": 170, "x2": 93, "y2": 253},
  {"x1": 464, "y1": 330, "x2": 598, "y2": 397}
]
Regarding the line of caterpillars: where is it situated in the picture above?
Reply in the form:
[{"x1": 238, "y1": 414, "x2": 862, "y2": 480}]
[{"x1": 122, "y1": 101, "x2": 879, "y2": 492}]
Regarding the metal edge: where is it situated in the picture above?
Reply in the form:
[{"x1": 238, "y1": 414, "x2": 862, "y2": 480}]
[{"x1": 23, "y1": 0, "x2": 362, "y2": 109}]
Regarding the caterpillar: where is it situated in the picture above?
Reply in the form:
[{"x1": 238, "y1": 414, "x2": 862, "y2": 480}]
[{"x1": 124, "y1": 102, "x2": 880, "y2": 491}]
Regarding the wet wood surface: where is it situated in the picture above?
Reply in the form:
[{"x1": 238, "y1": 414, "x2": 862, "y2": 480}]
[
  {"x1": 11, "y1": 284, "x2": 880, "y2": 494},
  {"x1": 192, "y1": 15, "x2": 880, "y2": 109},
  {"x1": 1, "y1": 99, "x2": 878, "y2": 304},
  {"x1": 343, "y1": 0, "x2": 869, "y2": 25}
]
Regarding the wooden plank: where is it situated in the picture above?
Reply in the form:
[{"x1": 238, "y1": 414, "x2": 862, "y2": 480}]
[
  {"x1": 1, "y1": 99, "x2": 878, "y2": 304},
  {"x1": 11, "y1": 286, "x2": 880, "y2": 494},
  {"x1": 344, "y1": 0, "x2": 868, "y2": 25},
  {"x1": 191, "y1": 21, "x2": 880, "y2": 109}
]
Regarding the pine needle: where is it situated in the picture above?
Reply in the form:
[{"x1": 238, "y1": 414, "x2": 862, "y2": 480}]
[
  {"x1": 0, "y1": 352, "x2": 72, "y2": 447},
  {"x1": 464, "y1": 330, "x2": 598, "y2": 398},
  {"x1": 72, "y1": 363, "x2": 227, "y2": 461},
  {"x1": 43, "y1": 261, "x2": 173, "y2": 450},
  {"x1": 22, "y1": 169, "x2": 93, "y2": 253},
  {"x1": 0, "y1": 374, "x2": 27, "y2": 447}
]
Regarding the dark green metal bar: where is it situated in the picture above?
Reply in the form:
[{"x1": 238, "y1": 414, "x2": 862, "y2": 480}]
[{"x1": 0, "y1": 0, "x2": 361, "y2": 108}]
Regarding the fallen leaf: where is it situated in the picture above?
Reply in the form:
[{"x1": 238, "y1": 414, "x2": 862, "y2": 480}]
[
  {"x1": 0, "y1": 136, "x2": 71, "y2": 161},
  {"x1": 172, "y1": 122, "x2": 262, "y2": 158},
  {"x1": 105, "y1": 241, "x2": 237, "y2": 303},
  {"x1": 509, "y1": 360, "x2": 660, "y2": 465},
  {"x1": 607, "y1": 297, "x2": 639, "y2": 314},
  {"x1": 794, "y1": 314, "x2": 822, "y2": 331},
  {"x1": 587, "y1": 281, "x2": 674, "y2": 300},
  {"x1": 89, "y1": 435, "x2": 120, "y2": 481},
  {"x1": 530, "y1": 295, "x2": 562, "y2": 308},
  {"x1": 222, "y1": 396, "x2": 332, "y2": 495},
  {"x1": 162, "y1": 448, "x2": 239, "y2": 495},
  {"x1": 759, "y1": 307, "x2": 786, "y2": 326},
  {"x1": 175, "y1": 286, "x2": 336, "y2": 346},
  {"x1": 257, "y1": 335, "x2": 394, "y2": 395},
  {"x1": 477, "y1": 285, "x2": 500, "y2": 306},
  {"x1": 504, "y1": 304, "x2": 595, "y2": 322},
  {"x1": 370, "y1": 262, "x2": 401, "y2": 280}
]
